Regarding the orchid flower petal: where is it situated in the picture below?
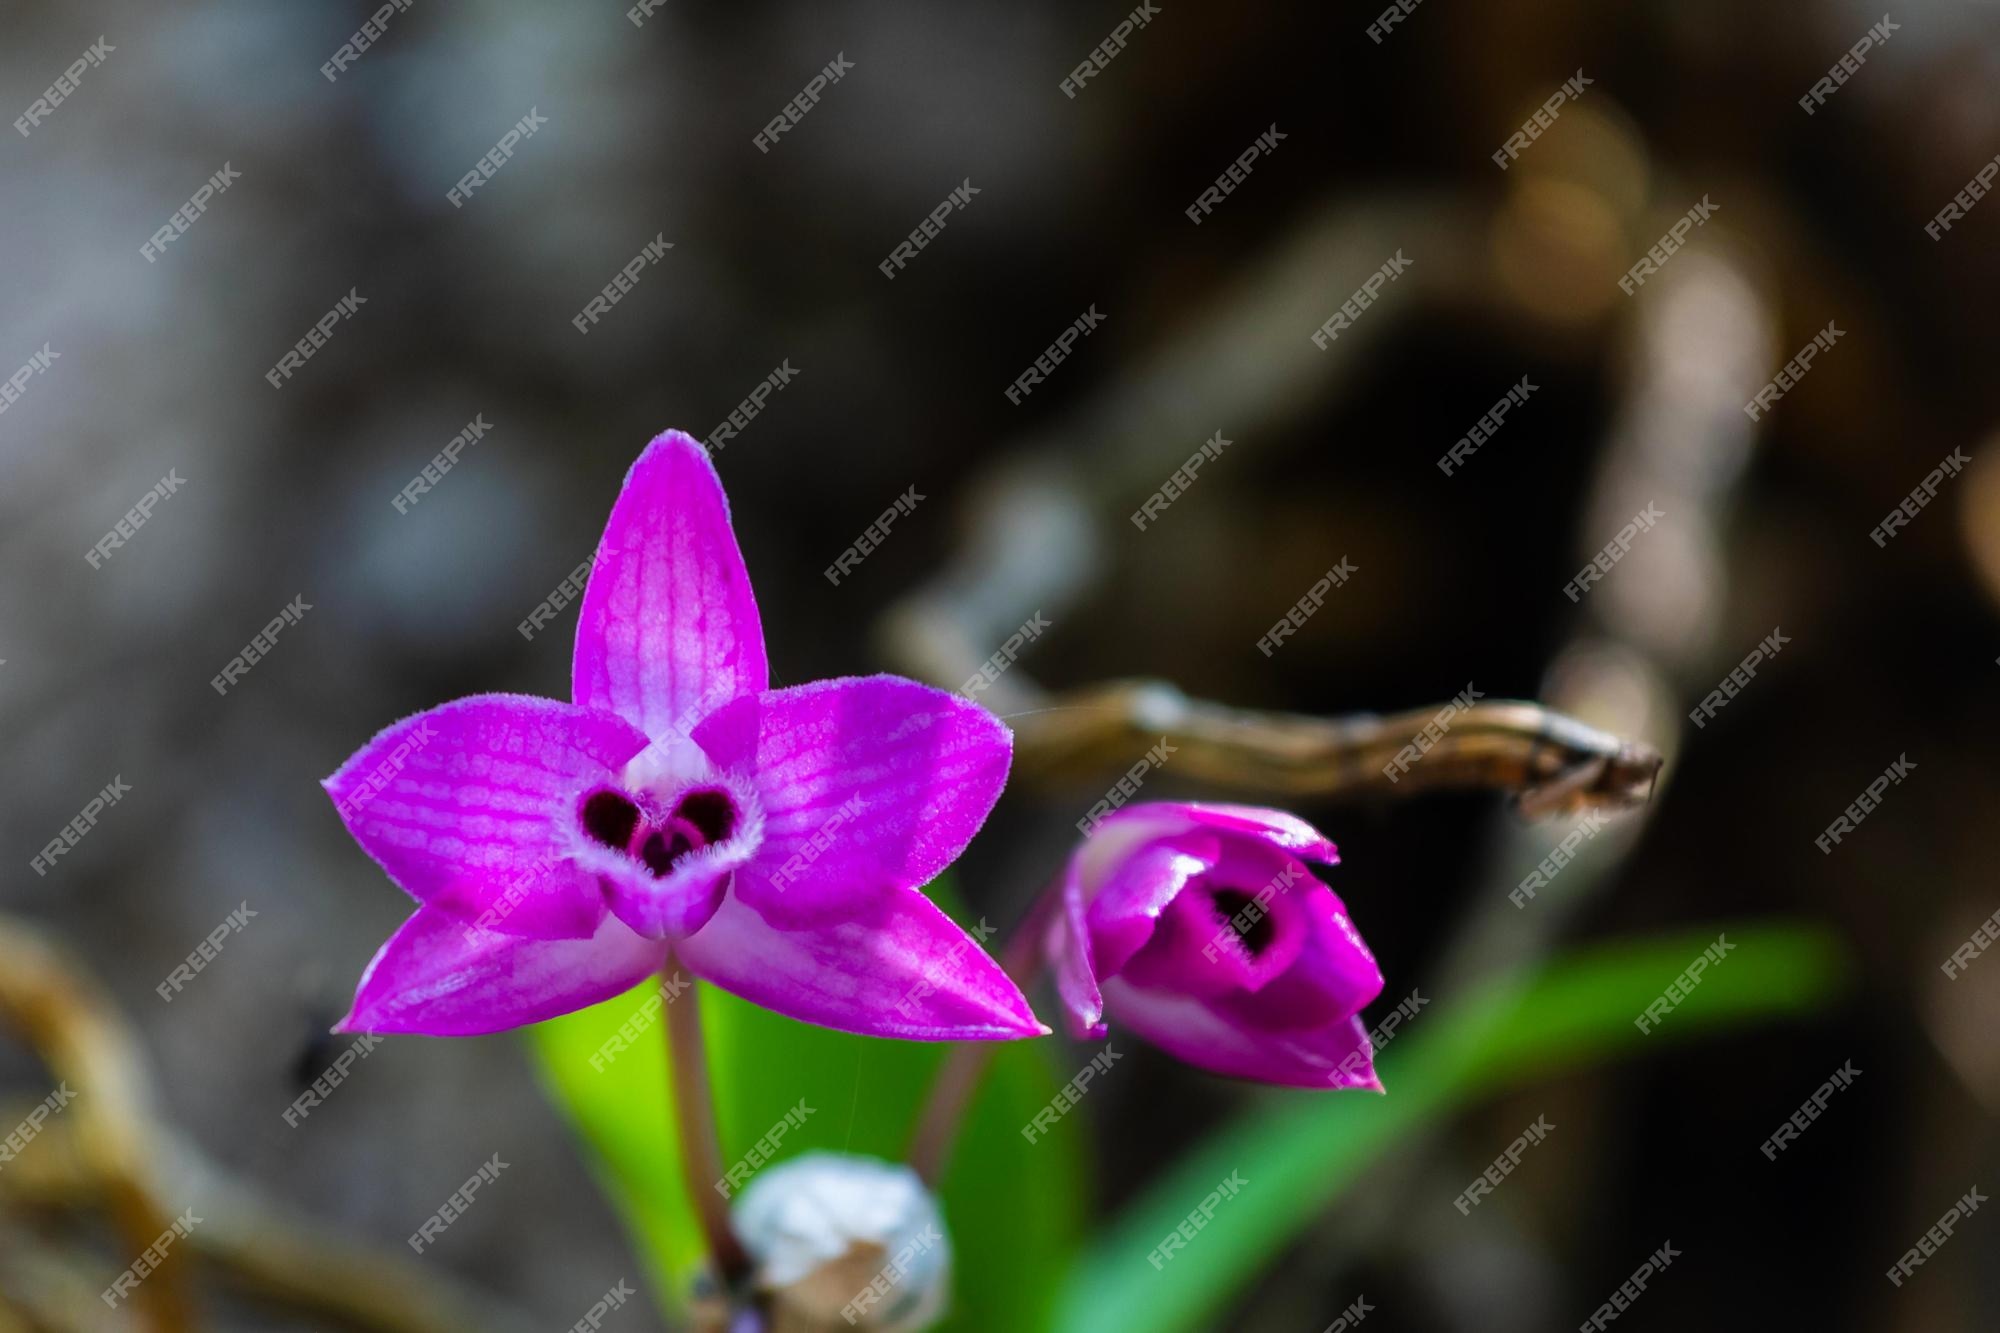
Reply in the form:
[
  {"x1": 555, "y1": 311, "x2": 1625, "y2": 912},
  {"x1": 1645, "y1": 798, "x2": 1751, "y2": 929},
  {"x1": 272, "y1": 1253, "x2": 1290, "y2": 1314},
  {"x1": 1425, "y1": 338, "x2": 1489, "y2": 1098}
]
[
  {"x1": 323, "y1": 694, "x2": 650, "y2": 939},
  {"x1": 596, "y1": 857, "x2": 736, "y2": 940},
  {"x1": 1098, "y1": 979, "x2": 1382, "y2": 1090},
  {"x1": 338, "y1": 906, "x2": 668, "y2": 1036},
  {"x1": 1091, "y1": 800, "x2": 1339, "y2": 866},
  {"x1": 1080, "y1": 832, "x2": 1219, "y2": 981},
  {"x1": 677, "y1": 888, "x2": 1045, "y2": 1041},
  {"x1": 1049, "y1": 855, "x2": 1107, "y2": 1039},
  {"x1": 1213, "y1": 889, "x2": 1384, "y2": 1023},
  {"x1": 1118, "y1": 837, "x2": 1320, "y2": 996},
  {"x1": 1047, "y1": 801, "x2": 1379, "y2": 1088},
  {"x1": 691, "y1": 676, "x2": 1011, "y2": 927},
  {"x1": 573, "y1": 430, "x2": 768, "y2": 744}
]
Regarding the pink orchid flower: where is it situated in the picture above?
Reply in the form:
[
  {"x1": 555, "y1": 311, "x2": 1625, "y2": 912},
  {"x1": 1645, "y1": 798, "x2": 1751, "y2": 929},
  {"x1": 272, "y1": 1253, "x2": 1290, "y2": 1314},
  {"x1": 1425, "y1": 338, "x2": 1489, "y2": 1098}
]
[
  {"x1": 326, "y1": 431, "x2": 1043, "y2": 1042},
  {"x1": 1046, "y1": 802, "x2": 1384, "y2": 1088}
]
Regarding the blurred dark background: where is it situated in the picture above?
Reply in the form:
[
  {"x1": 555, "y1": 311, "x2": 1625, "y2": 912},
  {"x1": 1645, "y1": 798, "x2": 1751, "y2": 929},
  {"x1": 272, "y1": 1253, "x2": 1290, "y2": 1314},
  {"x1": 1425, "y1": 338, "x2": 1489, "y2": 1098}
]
[{"x1": 4, "y1": 0, "x2": 1999, "y2": 1329}]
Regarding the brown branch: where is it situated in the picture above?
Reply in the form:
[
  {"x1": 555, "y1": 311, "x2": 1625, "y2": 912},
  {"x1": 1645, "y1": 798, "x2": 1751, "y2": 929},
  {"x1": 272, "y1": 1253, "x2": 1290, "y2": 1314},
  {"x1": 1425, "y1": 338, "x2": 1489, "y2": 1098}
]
[
  {"x1": 0, "y1": 916, "x2": 538, "y2": 1333},
  {"x1": 0, "y1": 918, "x2": 195, "y2": 1332},
  {"x1": 1009, "y1": 682, "x2": 1662, "y2": 819}
]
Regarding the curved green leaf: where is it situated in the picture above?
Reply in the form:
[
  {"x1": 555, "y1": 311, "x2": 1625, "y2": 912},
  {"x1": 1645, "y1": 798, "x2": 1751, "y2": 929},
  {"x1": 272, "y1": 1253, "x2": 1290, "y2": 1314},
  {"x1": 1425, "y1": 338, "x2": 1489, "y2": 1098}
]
[{"x1": 1051, "y1": 921, "x2": 1847, "y2": 1333}]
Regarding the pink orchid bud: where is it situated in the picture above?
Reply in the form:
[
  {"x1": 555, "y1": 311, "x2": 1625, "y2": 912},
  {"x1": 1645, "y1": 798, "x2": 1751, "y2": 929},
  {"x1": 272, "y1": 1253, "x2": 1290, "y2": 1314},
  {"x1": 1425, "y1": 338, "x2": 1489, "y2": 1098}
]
[{"x1": 1045, "y1": 802, "x2": 1385, "y2": 1089}]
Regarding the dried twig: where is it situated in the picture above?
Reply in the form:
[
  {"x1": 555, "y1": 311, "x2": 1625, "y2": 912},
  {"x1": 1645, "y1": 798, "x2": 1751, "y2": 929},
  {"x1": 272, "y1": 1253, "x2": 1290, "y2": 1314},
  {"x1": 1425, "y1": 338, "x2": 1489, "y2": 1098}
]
[
  {"x1": 0, "y1": 917, "x2": 195, "y2": 1332},
  {"x1": 0, "y1": 916, "x2": 539, "y2": 1333},
  {"x1": 1010, "y1": 682, "x2": 1662, "y2": 817}
]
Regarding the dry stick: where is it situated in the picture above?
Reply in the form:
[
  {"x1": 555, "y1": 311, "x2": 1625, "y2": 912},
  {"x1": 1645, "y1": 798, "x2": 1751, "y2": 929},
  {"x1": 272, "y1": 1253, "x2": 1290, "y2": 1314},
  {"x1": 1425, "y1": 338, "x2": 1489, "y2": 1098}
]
[
  {"x1": 156, "y1": 1128, "x2": 538, "y2": 1333},
  {"x1": 664, "y1": 963, "x2": 752, "y2": 1286},
  {"x1": 0, "y1": 1216, "x2": 115, "y2": 1332},
  {"x1": 907, "y1": 897, "x2": 1055, "y2": 1186},
  {"x1": 1010, "y1": 684, "x2": 1662, "y2": 818},
  {"x1": 3, "y1": 1122, "x2": 538, "y2": 1333},
  {"x1": 0, "y1": 918, "x2": 196, "y2": 1333},
  {"x1": 0, "y1": 916, "x2": 537, "y2": 1333}
]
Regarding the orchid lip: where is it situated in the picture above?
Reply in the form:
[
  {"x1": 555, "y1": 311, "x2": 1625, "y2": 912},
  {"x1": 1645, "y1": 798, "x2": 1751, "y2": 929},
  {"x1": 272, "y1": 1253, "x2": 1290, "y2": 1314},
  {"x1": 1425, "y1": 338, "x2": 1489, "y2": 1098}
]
[
  {"x1": 639, "y1": 823, "x2": 696, "y2": 875},
  {"x1": 574, "y1": 781, "x2": 746, "y2": 878},
  {"x1": 671, "y1": 787, "x2": 737, "y2": 846},
  {"x1": 579, "y1": 787, "x2": 642, "y2": 851}
]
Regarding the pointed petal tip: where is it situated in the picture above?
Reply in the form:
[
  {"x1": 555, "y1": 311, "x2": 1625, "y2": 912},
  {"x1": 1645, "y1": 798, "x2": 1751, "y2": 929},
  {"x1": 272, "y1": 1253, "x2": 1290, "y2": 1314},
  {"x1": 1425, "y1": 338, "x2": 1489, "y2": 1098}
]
[
  {"x1": 331, "y1": 1008, "x2": 426, "y2": 1039},
  {"x1": 932, "y1": 1013, "x2": 1050, "y2": 1042},
  {"x1": 338, "y1": 907, "x2": 667, "y2": 1039},
  {"x1": 333, "y1": 989, "x2": 392, "y2": 1035},
  {"x1": 626, "y1": 429, "x2": 724, "y2": 499},
  {"x1": 913, "y1": 976, "x2": 1048, "y2": 1042},
  {"x1": 1328, "y1": 1064, "x2": 1384, "y2": 1093},
  {"x1": 1008, "y1": 1009, "x2": 1055, "y2": 1040},
  {"x1": 1060, "y1": 1007, "x2": 1108, "y2": 1042},
  {"x1": 640, "y1": 427, "x2": 713, "y2": 467}
]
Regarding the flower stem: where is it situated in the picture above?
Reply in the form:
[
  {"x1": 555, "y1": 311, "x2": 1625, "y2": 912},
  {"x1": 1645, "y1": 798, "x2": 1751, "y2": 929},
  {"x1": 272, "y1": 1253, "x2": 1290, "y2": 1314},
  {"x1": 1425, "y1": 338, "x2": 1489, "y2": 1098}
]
[
  {"x1": 907, "y1": 893, "x2": 1053, "y2": 1185},
  {"x1": 664, "y1": 960, "x2": 752, "y2": 1286}
]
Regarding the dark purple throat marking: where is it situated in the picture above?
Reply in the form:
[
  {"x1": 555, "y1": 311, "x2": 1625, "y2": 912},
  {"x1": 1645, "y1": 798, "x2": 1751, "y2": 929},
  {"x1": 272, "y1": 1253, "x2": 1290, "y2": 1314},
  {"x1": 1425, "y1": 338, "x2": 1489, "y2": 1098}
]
[{"x1": 580, "y1": 786, "x2": 741, "y2": 879}]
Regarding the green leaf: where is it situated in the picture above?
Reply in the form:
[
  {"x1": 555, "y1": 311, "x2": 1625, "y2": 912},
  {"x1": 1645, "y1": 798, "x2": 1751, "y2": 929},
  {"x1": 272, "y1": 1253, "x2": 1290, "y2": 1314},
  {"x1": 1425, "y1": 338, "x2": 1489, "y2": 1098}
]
[
  {"x1": 525, "y1": 889, "x2": 1085, "y2": 1331},
  {"x1": 524, "y1": 971, "x2": 703, "y2": 1307},
  {"x1": 1050, "y1": 921, "x2": 1848, "y2": 1333}
]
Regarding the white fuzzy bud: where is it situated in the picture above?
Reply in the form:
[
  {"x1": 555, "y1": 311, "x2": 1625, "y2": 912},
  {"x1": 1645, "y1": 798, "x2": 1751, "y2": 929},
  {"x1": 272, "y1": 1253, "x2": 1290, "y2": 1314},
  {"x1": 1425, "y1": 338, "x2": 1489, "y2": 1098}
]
[{"x1": 731, "y1": 1152, "x2": 951, "y2": 1332}]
